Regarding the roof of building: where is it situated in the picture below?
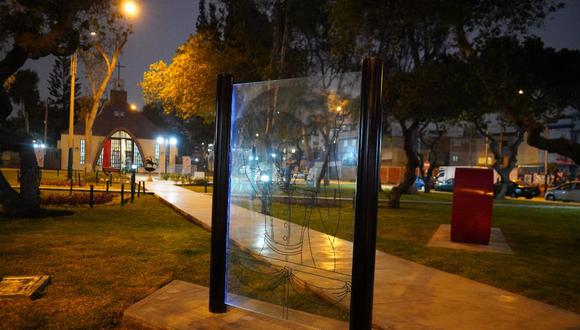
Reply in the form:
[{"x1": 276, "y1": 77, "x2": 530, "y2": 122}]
[{"x1": 66, "y1": 89, "x2": 164, "y2": 140}]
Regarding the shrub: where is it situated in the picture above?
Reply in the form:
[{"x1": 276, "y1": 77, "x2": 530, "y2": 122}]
[
  {"x1": 41, "y1": 192, "x2": 116, "y2": 205},
  {"x1": 192, "y1": 178, "x2": 208, "y2": 186}
]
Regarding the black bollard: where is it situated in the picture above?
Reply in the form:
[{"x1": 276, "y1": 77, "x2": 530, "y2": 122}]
[
  {"x1": 204, "y1": 180, "x2": 208, "y2": 193},
  {"x1": 106, "y1": 180, "x2": 110, "y2": 192},
  {"x1": 89, "y1": 185, "x2": 94, "y2": 208},
  {"x1": 130, "y1": 171, "x2": 136, "y2": 203},
  {"x1": 121, "y1": 184, "x2": 125, "y2": 205},
  {"x1": 142, "y1": 181, "x2": 146, "y2": 193},
  {"x1": 137, "y1": 181, "x2": 141, "y2": 197},
  {"x1": 70, "y1": 177, "x2": 73, "y2": 196}
]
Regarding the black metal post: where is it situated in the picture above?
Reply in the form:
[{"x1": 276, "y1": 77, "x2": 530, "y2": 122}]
[
  {"x1": 349, "y1": 57, "x2": 384, "y2": 330},
  {"x1": 69, "y1": 177, "x2": 73, "y2": 196},
  {"x1": 142, "y1": 181, "x2": 146, "y2": 193},
  {"x1": 106, "y1": 180, "x2": 110, "y2": 193},
  {"x1": 89, "y1": 185, "x2": 94, "y2": 208},
  {"x1": 67, "y1": 147, "x2": 73, "y2": 180},
  {"x1": 204, "y1": 180, "x2": 208, "y2": 193},
  {"x1": 137, "y1": 181, "x2": 141, "y2": 197},
  {"x1": 121, "y1": 183, "x2": 125, "y2": 205},
  {"x1": 130, "y1": 171, "x2": 136, "y2": 203},
  {"x1": 209, "y1": 73, "x2": 234, "y2": 314}
]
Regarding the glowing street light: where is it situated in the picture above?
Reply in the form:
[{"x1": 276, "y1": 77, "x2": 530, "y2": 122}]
[
  {"x1": 517, "y1": 89, "x2": 524, "y2": 95},
  {"x1": 121, "y1": 0, "x2": 139, "y2": 17},
  {"x1": 129, "y1": 103, "x2": 138, "y2": 111}
]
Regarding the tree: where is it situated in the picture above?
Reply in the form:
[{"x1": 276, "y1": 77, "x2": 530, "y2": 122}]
[
  {"x1": 47, "y1": 56, "x2": 82, "y2": 146},
  {"x1": 79, "y1": 3, "x2": 133, "y2": 172},
  {"x1": 0, "y1": 0, "x2": 117, "y2": 216}
]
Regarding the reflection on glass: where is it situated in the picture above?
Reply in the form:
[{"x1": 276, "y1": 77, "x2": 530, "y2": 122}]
[{"x1": 226, "y1": 73, "x2": 361, "y2": 324}]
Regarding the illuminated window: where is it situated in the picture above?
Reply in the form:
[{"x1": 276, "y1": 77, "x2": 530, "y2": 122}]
[{"x1": 80, "y1": 139, "x2": 85, "y2": 165}]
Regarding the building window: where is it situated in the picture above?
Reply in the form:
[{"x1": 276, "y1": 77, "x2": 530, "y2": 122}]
[
  {"x1": 452, "y1": 155, "x2": 459, "y2": 162},
  {"x1": 155, "y1": 143, "x2": 160, "y2": 162},
  {"x1": 80, "y1": 139, "x2": 85, "y2": 165}
]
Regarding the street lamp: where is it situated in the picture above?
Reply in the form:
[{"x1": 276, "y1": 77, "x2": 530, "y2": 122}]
[
  {"x1": 157, "y1": 136, "x2": 177, "y2": 174},
  {"x1": 121, "y1": 0, "x2": 139, "y2": 17},
  {"x1": 129, "y1": 103, "x2": 138, "y2": 111}
]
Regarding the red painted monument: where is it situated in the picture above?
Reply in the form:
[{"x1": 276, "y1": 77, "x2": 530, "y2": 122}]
[{"x1": 450, "y1": 168, "x2": 494, "y2": 245}]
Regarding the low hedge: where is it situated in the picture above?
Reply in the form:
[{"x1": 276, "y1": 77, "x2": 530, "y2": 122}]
[{"x1": 41, "y1": 192, "x2": 116, "y2": 206}]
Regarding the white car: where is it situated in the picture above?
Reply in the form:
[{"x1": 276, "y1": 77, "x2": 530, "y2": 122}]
[{"x1": 545, "y1": 182, "x2": 580, "y2": 202}]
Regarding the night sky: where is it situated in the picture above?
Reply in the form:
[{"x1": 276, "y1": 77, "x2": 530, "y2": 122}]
[{"x1": 20, "y1": 0, "x2": 580, "y2": 109}]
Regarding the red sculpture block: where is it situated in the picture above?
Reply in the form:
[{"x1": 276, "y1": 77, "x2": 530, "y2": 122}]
[{"x1": 450, "y1": 168, "x2": 494, "y2": 245}]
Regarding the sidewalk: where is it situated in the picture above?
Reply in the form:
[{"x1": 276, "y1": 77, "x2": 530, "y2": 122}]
[{"x1": 147, "y1": 180, "x2": 580, "y2": 329}]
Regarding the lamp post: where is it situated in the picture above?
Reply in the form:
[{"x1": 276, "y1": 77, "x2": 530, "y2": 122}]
[{"x1": 157, "y1": 136, "x2": 177, "y2": 174}]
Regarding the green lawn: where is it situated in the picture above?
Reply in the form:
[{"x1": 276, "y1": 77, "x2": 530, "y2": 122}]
[
  {"x1": 236, "y1": 195, "x2": 580, "y2": 313},
  {"x1": 0, "y1": 195, "x2": 345, "y2": 329}
]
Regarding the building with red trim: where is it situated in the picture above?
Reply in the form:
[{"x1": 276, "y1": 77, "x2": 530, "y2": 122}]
[{"x1": 58, "y1": 87, "x2": 177, "y2": 173}]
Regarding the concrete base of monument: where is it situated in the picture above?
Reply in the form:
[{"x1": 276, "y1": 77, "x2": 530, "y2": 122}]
[
  {"x1": 427, "y1": 224, "x2": 513, "y2": 254},
  {"x1": 123, "y1": 280, "x2": 349, "y2": 330}
]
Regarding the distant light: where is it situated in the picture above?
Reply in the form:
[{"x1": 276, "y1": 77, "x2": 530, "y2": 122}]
[
  {"x1": 518, "y1": 89, "x2": 524, "y2": 95},
  {"x1": 336, "y1": 106, "x2": 342, "y2": 112},
  {"x1": 40, "y1": 144, "x2": 46, "y2": 149},
  {"x1": 156, "y1": 137, "x2": 165, "y2": 144},
  {"x1": 201, "y1": 142, "x2": 205, "y2": 145},
  {"x1": 291, "y1": 148, "x2": 296, "y2": 153},
  {"x1": 194, "y1": 158, "x2": 199, "y2": 162},
  {"x1": 129, "y1": 103, "x2": 138, "y2": 111},
  {"x1": 90, "y1": 31, "x2": 97, "y2": 36},
  {"x1": 255, "y1": 133, "x2": 260, "y2": 137},
  {"x1": 131, "y1": 164, "x2": 137, "y2": 169},
  {"x1": 271, "y1": 153, "x2": 276, "y2": 158},
  {"x1": 249, "y1": 156, "x2": 254, "y2": 160},
  {"x1": 208, "y1": 144, "x2": 213, "y2": 147},
  {"x1": 33, "y1": 143, "x2": 38, "y2": 148},
  {"x1": 121, "y1": 0, "x2": 139, "y2": 17},
  {"x1": 255, "y1": 157, "x2": 259, "y2": 161},
  {"x1": 169, "y1": 137, "x2": 177, "y2": 145},
  {"x1": 260, "y1": 175, "x2": 270, "y2": 182}
]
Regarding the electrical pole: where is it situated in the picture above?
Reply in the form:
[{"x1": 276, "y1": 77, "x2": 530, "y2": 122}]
[
  {"x1": 67, "y1": 52, "x2": 77, "y2": 179},
  {"x1": 43, "y1": 101, "x2": 48, "y2": 145}
]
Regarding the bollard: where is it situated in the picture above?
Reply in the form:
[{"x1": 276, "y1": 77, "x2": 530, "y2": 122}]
[
  {"x1": 77, "y1": 173, "x2": 82, "y2": 187},
  {"x1": 137, "y1": 181, "x2": 141, "y2": 197},
  {"x1": 205, "y1": 180, "x2": 208, "y2": 193},
  {"x1": 89, "y1": 185, "x2": 94, "y2": 208},
  {"x1": 130, "y1": 171, "x2": 136, "y2": 203},
  {"x1": 106, "y1": 180, "x2": 110, "y2": 192},
  {"x1": 121, "y1": 184, "x2": 125, "y2": 205},
  {"x1": 57, "y1": 169, "x2": 60, "y2": 177},
  {"x1": 70, "y1": 177, "x2": 73, "y2": 196},
  {"x1": 334, "y1": 188, "x2": 337, "y2": 201},
  {"x1": 142, "y1": 181, "x2": 146, "y2": 193}
]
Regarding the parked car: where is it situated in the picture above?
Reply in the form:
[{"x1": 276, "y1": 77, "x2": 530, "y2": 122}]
[
  {"x1": 545, "y1": 182, "x2": 580, "y2": 202},
  {"x1": 435, "y1": 178, "x2": 454, "y2": 192},
  {"x1": 496, "y1": 181, "x2": 540, "y2": 199}
]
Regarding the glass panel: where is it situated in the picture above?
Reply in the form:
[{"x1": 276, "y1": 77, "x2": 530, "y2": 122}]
[
  {"x1": 227, "y1": 73, "x2": 361, "y2": 325},
  {"x1": 111, "y1": 139, "x2": 121, "y2": 169}
]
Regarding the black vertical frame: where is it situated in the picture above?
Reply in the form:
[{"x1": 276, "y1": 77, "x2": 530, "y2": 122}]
[
  {"x1": 209, "y1": 73, "x2": 234, "y2": 313},
  {"x1": 350, "y1": 57, "x2": 384, "y2": 329}
]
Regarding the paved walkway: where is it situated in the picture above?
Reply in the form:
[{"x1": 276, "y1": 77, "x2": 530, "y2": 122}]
[{"x1": 147, "y1": 180, "x2": 580, "y2": 330}]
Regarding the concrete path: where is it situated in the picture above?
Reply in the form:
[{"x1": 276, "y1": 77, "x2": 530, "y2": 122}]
[{"x1": 147, "y1": 180, "x2": 580, "y2": 330}]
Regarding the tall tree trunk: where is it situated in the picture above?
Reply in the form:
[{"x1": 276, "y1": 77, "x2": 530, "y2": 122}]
[
  {"x1": 489, "y1": 129, "x2": 525, "y2": 199},
  {"x1": 389, "y1": 121, "x2": 420, "y2": 209}
]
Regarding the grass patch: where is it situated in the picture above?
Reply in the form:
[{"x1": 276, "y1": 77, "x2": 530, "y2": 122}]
[
  {"x1": 0, "y1": 195, "x2": 346, "y2": 329},
  {"x1": 236, "y1": 195, "x2": 580, "y2": 313}
]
